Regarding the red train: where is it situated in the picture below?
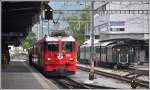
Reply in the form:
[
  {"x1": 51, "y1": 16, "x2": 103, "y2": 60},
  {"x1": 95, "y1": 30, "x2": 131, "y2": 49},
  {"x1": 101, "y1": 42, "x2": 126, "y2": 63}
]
[{"x1": 28, "y1": 31, "x2": 79, "y2": 76}]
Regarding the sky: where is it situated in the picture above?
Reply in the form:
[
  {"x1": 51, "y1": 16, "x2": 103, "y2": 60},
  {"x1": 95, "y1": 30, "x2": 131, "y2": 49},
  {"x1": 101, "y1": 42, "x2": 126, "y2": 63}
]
[
  {"x1": 49, "y1": 1, "x2": 89, "y2": 10},
  {"x1": 47, "y1": 1, "x2": 90, "y2": 30},
  {"x1": 48, "y1": 1, "x2": 90, "y2": 19},
  {"x1": 32, "y1": 1, "x2": 91, "y2": 39}
]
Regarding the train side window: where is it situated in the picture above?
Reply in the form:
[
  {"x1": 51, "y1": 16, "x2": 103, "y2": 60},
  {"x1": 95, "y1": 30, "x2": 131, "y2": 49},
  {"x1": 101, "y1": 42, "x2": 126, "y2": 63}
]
[
  {"x1": 101, "y1": 47, "x2": 106, "y2": 54},
  {"x1": 80, "y1": 48, "x2": 83, "y2": 52},
  {"x1": 96, "y1": 47, "x2": 100, "y2": 53}
]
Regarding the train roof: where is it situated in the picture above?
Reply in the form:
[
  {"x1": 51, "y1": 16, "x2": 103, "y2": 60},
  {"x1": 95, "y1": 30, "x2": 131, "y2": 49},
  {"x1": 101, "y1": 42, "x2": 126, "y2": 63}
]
[
  {"x1": 83, "y1": 39, "x2": 99, "y2": 45},
  {"x1": 45, "y1": 36, "x2": 76, "y2": 42},
  {"x1": 81, "y1": 40, "x2": 136, "y2": 47},
  {"x1": 95, "y1": 41, "x2": 114, "y2": 46},
  {"x1": 81, "y1": 41, "x2": 114, "y2": 47}
]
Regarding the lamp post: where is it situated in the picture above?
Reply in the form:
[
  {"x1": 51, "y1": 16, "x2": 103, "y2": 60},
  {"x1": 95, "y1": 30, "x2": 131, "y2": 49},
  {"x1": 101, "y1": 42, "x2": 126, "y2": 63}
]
[{"x1": 89, "y1": 1, "x2": 95, "y2": 80}]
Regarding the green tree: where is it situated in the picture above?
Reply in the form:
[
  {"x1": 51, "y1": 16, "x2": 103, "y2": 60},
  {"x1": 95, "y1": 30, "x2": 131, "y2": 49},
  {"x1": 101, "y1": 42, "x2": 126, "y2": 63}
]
[
  {"x1": 22, "y1": 40, "x2": 30, "y2": 49},
  {"x1": 26, "y1": 32, "x2": 37, "y2": 46},
  {"x1": 22, "y1": 32, "x2": 37, "y2": 50},
  {"x1": 66, "y1": 6, "x2": 90, "y2": 45}
]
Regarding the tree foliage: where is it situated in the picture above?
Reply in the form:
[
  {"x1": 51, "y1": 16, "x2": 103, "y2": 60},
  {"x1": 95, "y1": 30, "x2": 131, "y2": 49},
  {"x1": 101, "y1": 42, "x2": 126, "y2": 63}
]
[
  {"x1": 66, "y1": 6, "x2": 91, "y2": 45},
  {"x1": 22, "y1": 32, "x2": 37, "y2": 49},
  {"x1": 22, "y1": 40, "x2": 30, "y2": 49}
]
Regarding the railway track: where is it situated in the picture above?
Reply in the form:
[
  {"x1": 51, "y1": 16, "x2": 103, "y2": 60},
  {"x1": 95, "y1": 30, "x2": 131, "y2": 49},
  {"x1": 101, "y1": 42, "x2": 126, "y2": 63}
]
[
  {"x1": 127, "y1": 68, "x2": 149, "y2": 76},
  {"x1": 77, "y1": 66, "x2": 149, "y2": 88},
  {"x1": 51, "y1": 77, "x2": 116, "y2": 89}
]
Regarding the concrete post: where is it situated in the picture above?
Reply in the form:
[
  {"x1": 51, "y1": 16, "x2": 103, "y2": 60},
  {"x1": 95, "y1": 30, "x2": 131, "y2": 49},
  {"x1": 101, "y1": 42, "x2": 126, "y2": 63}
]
[{"x1": 89, "y1": 1, "x2": 95, "y2": 80}]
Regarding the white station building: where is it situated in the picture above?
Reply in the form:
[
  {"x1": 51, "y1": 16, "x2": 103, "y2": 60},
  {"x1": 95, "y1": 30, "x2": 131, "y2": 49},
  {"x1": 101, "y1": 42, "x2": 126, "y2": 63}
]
[{"x1": 84, "y1": 1, "x2": 148, "y2": 41}]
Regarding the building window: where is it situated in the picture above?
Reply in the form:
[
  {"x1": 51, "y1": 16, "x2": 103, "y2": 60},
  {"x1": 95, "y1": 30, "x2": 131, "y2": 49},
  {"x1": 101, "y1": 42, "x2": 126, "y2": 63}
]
[
  {"x1": 110, "y1": 21, "x2": 125, "y2": 26},
  {"x1": 110, "y1": 28, "x2": 125, "y2": 31},
  {"x1": 120, "y1": 28, "x2": 125, "y2": 31},
  {"x1": 101, "y1": 27, "x2": 108, "y2": 32},
  {"x1": 95, "y1": 35, "x2": 100, "y2": 39},
  {"x1": 85, "y1": 35, "x2": 90, "y2": 39}
]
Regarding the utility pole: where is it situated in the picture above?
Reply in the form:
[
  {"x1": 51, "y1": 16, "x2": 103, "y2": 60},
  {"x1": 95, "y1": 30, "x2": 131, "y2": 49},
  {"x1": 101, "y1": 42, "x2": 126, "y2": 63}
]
[
  {"x1": 89, "y1": 1, "x2": 95, "y2": 80},
  {"x1": 41, "y1": 2, "x2": 44, "y2": 38},
  {"x1": 42, "y1": 20, "x2": 43, "y2": 37}
]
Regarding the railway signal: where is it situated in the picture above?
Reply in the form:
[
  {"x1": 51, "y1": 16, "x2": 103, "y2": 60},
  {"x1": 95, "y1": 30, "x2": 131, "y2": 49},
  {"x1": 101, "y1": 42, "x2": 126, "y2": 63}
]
[{"x1": 44, "y1": 3, "x2": 53, "y2": 20}]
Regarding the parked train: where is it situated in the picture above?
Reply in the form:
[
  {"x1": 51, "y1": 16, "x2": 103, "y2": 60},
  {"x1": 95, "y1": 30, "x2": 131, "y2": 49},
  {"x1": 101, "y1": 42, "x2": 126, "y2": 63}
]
[
  {"x1": 28, "y1": 31, "x2": 79, "y2": 76},
  {"x1": 78, "y1": 40, "x2": 136, "y2": 69}
]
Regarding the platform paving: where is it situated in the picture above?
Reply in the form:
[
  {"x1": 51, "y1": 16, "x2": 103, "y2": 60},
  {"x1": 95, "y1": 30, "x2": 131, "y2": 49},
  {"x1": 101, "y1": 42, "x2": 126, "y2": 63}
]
[{"x1": 2, "y1": 60, "x2": 58, "y2": 89}]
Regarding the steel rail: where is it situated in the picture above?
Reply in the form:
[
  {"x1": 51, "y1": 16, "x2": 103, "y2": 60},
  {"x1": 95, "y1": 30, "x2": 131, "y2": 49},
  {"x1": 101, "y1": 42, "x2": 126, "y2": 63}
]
[
  {"x1": 77, "y1": 66, "x2": 149, "y2": 88},
  {"x1": 51, "y1": 77, "x2": 117, "y2": 89}
]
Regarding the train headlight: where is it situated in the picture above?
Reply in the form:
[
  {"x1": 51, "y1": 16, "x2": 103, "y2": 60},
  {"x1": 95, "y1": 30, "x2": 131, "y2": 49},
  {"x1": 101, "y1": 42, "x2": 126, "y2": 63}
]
[
  {"x1": 69, "y1": 58, "x2": 74, "y2": 61},
  {"x1": 48, "y1": 58, "x2": 51, "y2": 61}
]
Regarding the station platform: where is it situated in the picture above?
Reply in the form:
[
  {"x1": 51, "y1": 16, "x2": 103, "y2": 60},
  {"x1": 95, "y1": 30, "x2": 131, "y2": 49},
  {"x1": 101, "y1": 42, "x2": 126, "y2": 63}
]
[{"x1": 2, "y1": 60, "x2": 58, "y2": 89}]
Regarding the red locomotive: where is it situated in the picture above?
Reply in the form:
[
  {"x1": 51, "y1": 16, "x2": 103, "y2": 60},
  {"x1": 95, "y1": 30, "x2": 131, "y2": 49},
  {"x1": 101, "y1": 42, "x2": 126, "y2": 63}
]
[{"x1": 29, "y1": 31, "x2": 78, "y2": 76}]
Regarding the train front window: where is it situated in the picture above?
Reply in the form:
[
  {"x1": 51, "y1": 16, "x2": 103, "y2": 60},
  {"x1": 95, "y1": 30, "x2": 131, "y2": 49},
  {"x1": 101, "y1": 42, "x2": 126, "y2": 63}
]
[
  {"x1": 62, "y1": 42, "x2": 75, "y2": 52},
  {"x1": 47, "y1": 43, "x2": 58, "y2": 52}
]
